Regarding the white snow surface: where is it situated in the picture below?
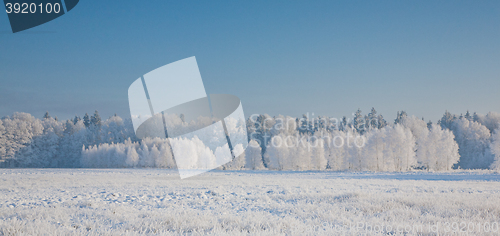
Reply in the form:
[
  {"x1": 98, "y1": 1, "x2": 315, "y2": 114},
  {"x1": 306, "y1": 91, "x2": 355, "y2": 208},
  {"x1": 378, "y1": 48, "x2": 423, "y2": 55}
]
[{"x1": 1, "y1": 169, "x2": 500, "y2": 235}]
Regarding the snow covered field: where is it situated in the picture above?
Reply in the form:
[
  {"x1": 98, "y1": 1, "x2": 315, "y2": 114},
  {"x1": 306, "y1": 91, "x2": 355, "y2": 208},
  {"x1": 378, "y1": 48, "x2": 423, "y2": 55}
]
[{"x1": 1, "y1": 170, "x2": 500, "y2": 235}]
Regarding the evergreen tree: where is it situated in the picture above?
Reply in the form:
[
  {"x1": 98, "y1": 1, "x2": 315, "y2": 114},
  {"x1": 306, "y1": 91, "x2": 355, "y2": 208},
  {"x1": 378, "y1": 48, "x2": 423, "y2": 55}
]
[
  {"x1": 394, "y1": 111, "x2": 408, "y2": 124},
  {"x1": 43, "y1": 111, "x2": 51, "y2": 120},
  {"x1": 91, "y1": 110, "x2": 102, "y2": 127},
  {"x1": 64, "y1": 120, "x2": 74, "y2": 136},
  {"x1": 340, "y1": 116, "x2": 348, "y2": 131},
  {"x1": 353, "y1": 109, "x2": 365, "y2": 134},
  {"x1": 83, "y1": 113, "x2": 91, "y2": 128},
  {"x1": 464, "y1": 110, "x2": 472, "y2": 121},
  {"x1": 73, "y1": 116, "x2": 81, "y2": 125},
  {"x1": 299, "y1": 114, "x2": 309, "y2": 134},
  {"x1": 438, "y1": 110, "x2": 456, "y2": 130},
  {"x1": 473, "y1": 112, "x2": 480, "y2": 122},
  {"x1": 367, "y1": 107, "x2": 378, "y2": 129},
  {"x1": 364, "y1": 115, "x2": 370, "y2": 132},
  {"x1": 377, "y1": 115, "x2": 387, "y2": 129},
  {"x1": 85, "y1": 111, "x2": 103, "y2": 146},
  {"x1": 427, "y1": 120, "x2": 433, "y2": 130}
]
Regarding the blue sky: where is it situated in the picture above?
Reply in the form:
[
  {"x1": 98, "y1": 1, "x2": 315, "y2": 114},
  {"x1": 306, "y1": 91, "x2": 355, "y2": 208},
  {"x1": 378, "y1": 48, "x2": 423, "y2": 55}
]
[{"x1": 0, "y1": 0, "x2": 499, "y2": 122}]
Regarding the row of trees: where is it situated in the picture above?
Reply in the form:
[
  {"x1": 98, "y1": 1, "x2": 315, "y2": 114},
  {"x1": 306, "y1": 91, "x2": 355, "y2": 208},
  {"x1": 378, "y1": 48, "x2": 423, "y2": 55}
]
[
  {"x1": 0, "y1": 111, "x2": 134, "y2": 167},
  {"x1": 438, "y1": 111, "x2": 500, "y2": 169},
  {"x1": 1, "y1": 109, "x2": 499, "y2": 171},
  {"x1": 247, "y1": 113, "x2": 459, "y2": 171}
]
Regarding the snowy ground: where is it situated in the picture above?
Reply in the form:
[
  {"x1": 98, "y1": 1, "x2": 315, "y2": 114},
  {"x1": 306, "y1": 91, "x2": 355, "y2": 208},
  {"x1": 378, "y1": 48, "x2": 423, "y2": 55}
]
[{"x1": 1, "y1": 169, "x2": 500, "y2": 235}]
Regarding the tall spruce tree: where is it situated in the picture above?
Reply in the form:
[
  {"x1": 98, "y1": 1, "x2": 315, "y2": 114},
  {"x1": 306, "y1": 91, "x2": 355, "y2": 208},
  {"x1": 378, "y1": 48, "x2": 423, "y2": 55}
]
[
  {"x1": 368, "y1": 107, "x2": 378, "y2": 129},
  {"x1": 83, "y1": 113, "x2": 91, "y2": 128},
  {"x1": 73, "y1": 116, "x2": 81, "y2": 125},
  {"x1": 91, "y1": 110, "x2": 102, "y2": 127},
  {"x1": 43, "y1": 111, "x2": 51, "y2": 120},
  {"x1": 353, "y1": 109, "x2": 364, "y2": 134}
]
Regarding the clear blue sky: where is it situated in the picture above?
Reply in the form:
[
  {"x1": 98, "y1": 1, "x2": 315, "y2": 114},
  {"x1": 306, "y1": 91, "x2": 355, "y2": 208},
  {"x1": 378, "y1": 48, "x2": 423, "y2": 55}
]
[{"x1": 1, "y1": 0, "x2": 499, "y2": 122}]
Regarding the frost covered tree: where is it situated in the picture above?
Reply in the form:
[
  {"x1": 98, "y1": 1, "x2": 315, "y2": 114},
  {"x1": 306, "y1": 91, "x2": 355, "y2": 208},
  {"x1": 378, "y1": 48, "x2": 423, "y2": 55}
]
[
  {"x1": 83, "y1": 113, "x2": 91, "y2": 128},
  {"x1": 43, "y1": 111, "x2": 51, "y2": 120},
  {"x1": 12, "y1": 116, "x2": 64, "y2": 167},
  {"x1": 401, "y1": 116, "x2": 429, "y2": 141},
  {"x1": 299, "y1": 114, "x2": 309, "y2": 134},
  {"x1": 353, "y1": 109, "x2": 365, "y2": 134},
  {"x1": 125, "y1": 144, "x2": 139, "y2": 167},
  {"x1": 0, "y1": 120, "x2": 6, "y2": 161},
  {"x1": 38, "y1": 118, "x2": 64, "y2": 167},
  {"x1": 172, "y1": 136, "x2": 219, "y2": 170},
  {"x1": 346, "y1": 129, "x2": 364, "y2": 171},
  {"x1": 159, "y1": 142, "x2": 175, "y2": 168},
  {"x1": 417, "y1": 124, "x2": 459, "y2": 171},
  {"x1": 83, "y1": 143, "x2": 117, "y2": 168},
  {"x1": 310, "y1": 136, "x2": 327, "y2": 170},
  {"x1": 367, "y1": 107, "x2": 378, "y2": 130},
  {"x1": 55, "y1": 120, "x2": 87, "y2": 167},
  {"x1": 223, "y1": 155, "x2": 243, "y2": 170},
  {"x1": 383, "y1": 124, "x2": 416, "y2": 171},
  {"x1": 245, "y1": 139, "x2": 265, "y2": 170},
  {"x1": 138, "y1": 141, "x2": 152, "y2": 167},
  {"x1": 490, "y1": 130, "x2": 500, "y2": 170},
  {"x1": 264, "y1": 134, "x2": 289, "y2": 170},
  {"x1": 474, "y1": 112, "x2": 500, "y2": 134},
  {"x1": 249, "y1": 114, "x2": 275, "y2": 154},
  {"x1": 439, "y1": 110, "x2": 457, "y2": 130},
  {"x1": 394, "y1": 111, "x2": 408, "y2": 125},
  {"x1": 377, "y1": 115, "x2": 387, "y2": 129},
  {"x1": 324, "y1": 130, "x2": 348, "y2": 170},
  {"x1": 451, "y1": 118, "x2": 493, "y2": 169},
  {"x1": 293, "y1": 135, "x2": 313, "y2": 170},
  {"x1": 91, "y1": 111, "x2": 102, "y2": 127},
  {"x1": 464, "y1": 110, "x2": 472, "y2": 121},
  {"x1": 263, "y1": 132, "x2": 320, "y2": 170},
  {"x1": 427, "y1": 120, "x2": 433, "y2": 130},
  {"x1": 221, "y1": 145, "x2": 246, "y2": 170},
  {"x1": 73, "y1": 115, "x2": 81, "y2": 125},
  {"x1": 100, "y1": 115, "x2": 134, "y2": 144},
  {"x1": 0, "y1": 113, "x2": 43, "y2": 165},
  {"x1": 86, "y1": 111, "x2": 103, "y2": 146},
  {"x1": 150, "y1": 144, "x2": 161, "y2": 167},
  {"x1": 339, "y1": 116, "x2": 348, "y2": 131},
  {"x1": 0, "y1": 113, "x2": 89, "y2": 167},
  {"x1": 361, "y1": 128, "x2": 386, "y2": 171},
  {"x1": 400, "y1": 116, "x2": 434, "y2": 169}
]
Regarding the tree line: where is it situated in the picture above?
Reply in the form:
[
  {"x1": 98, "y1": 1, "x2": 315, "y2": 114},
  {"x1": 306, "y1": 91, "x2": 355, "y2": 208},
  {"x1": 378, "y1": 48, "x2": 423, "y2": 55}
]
[{"x1": 0, "y1": 109, "x2": 499, "y2": 171}]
